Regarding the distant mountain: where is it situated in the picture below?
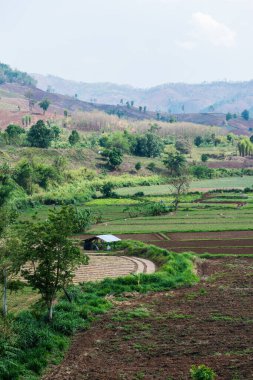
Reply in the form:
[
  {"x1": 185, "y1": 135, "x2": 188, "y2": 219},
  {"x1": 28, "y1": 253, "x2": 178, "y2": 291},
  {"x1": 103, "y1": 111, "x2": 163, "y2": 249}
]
[{"x1": 32, "y1": 73, "x2": 253, "y2": 114}]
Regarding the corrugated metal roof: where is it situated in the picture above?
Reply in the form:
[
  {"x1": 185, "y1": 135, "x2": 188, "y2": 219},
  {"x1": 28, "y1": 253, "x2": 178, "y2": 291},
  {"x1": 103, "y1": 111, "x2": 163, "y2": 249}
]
[{"x1": 96, "y1": 235, "x2": 121, "y2": 243}]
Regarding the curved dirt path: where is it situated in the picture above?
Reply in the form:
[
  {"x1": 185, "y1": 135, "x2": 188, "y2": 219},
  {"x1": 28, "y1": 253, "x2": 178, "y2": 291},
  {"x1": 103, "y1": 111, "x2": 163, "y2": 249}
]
[{"x1": 73, "y1": 254, "x2": 156, "y2": 283}]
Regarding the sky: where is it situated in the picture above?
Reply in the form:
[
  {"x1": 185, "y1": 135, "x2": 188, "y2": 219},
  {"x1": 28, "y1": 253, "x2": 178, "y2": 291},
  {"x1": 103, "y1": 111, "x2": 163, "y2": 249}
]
[{"x1": 1, "y1": 0, "x2": 253, "y2": 87}]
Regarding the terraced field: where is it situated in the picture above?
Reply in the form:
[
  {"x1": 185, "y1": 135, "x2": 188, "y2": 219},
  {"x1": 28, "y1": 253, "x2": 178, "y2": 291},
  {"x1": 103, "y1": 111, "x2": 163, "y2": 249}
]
[{"x1": 73, "y1": 254, "x2": 156, "y2": 283}]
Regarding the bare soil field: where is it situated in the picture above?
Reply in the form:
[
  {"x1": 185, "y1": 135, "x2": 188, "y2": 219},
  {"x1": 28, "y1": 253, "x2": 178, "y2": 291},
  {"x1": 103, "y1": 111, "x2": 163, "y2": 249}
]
[
  {"x1": 43, "y1": 257, "x2": 253, "y2": 380},
  {"x1": 168, "y1": 231, "x2": 253, "y2": 240},
  {"x1": 208, "y1": 158, "x2": 253, "y2": 169},
  {"x1": 76, "y1": 231, "x2": 253, "y2": 255}
]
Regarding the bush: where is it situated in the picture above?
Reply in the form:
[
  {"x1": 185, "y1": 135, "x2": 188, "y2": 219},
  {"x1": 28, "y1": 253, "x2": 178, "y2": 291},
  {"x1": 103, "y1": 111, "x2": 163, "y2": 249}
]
[
  {"x1": 146, "y1": 162, "x2": 156, "y2": 172},
  {"x1": 201, "y1": 154, "x2": 208, "y2": 163},
  {"x1": 134, "y1": 191, "x2": 145, "y2": 197},
  {"x1": 190, "y1": 364, "x2": 216, "y2": 380}
]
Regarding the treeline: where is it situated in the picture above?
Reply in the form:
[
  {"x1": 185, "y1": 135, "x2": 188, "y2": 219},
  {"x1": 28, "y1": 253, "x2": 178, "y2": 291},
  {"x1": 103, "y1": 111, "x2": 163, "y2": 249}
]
[
  {"x1": 0, "y1": 62, "x2": 36, "y2": 86},
  {"x1": 0, "y1": 120, "x2": 80, "y2": 148}
]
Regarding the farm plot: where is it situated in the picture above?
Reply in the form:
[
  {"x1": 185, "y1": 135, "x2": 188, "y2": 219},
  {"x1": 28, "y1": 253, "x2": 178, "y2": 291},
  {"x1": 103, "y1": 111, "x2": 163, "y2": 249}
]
[
  {"x1": 115, "y1": 176, "x2": 253, "y2": 197},
  {"x1": 42, "y1": 257, "x2": 253, "y2": 380},
  {"x1": 88, "y1": 208, "x2": 253, "y2": 234}
]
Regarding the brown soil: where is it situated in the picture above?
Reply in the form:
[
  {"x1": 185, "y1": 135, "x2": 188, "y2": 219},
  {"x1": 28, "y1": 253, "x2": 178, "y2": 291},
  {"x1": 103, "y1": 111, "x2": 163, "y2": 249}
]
[
  {"x1": 75, "y1": 232, "x2": 253, "y2": 254},
  {"x1": 168, "y1": 231, "x2": 253, "y2": 240},
  {"x1": 43, "y1": 257, "x2": 253, "y2": 380}
]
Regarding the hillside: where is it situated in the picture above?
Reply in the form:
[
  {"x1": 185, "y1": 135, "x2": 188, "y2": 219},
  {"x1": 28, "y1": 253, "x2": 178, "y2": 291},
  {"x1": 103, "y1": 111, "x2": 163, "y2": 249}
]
[
  {"x1": 1, "y1": 82, "x2": 252, "y2": 135},
  {"x1": 33, "y1": 73, "x2": 253, "y2": 114}
]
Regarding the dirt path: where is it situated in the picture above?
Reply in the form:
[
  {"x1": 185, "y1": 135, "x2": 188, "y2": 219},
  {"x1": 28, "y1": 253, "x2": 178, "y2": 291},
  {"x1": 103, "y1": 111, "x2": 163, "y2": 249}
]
[{"x1": 43, "y1": 257, "x2": 253, "y2": 380}]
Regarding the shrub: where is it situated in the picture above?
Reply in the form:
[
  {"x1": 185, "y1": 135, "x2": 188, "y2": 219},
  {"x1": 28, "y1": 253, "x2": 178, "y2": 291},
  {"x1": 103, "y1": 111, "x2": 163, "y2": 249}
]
[
  {"x1": 190, "y1": 364, "x2": 216, "y2": 380},
  {"x1": 135, "y1": 162, "x2": 142, "y2": 171},
  {"x1": 201, "y1": 154, "x2": 208, "y2": 163},
  {"x1": 146, "y1": 162, "x2": 156, "y2": 172}
]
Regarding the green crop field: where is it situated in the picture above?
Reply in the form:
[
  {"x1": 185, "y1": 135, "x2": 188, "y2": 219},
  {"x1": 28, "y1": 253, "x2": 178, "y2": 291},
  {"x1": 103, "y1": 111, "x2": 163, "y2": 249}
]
[{"x1": 115, "y1": 176, "x2": 253, "y2": 196}]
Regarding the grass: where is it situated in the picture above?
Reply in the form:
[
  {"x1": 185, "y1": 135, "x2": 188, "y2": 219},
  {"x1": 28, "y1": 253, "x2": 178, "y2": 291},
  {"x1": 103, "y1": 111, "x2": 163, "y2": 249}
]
[{"x1": 0, "y1": 286, "x2": 40, "y2": 314}]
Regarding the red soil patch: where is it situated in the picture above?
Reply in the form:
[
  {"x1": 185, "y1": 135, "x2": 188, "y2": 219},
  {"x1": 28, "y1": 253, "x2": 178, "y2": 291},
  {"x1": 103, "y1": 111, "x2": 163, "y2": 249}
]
[{"x1": 43, "y1": 257, "x2": 253, "y2": 380}]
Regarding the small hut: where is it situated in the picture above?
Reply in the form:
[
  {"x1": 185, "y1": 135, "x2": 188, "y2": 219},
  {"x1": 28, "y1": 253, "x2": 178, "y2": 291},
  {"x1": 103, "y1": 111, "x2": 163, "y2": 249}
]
[{"x1": 83, "y1": 235, "x2": 121, "y2": 251}]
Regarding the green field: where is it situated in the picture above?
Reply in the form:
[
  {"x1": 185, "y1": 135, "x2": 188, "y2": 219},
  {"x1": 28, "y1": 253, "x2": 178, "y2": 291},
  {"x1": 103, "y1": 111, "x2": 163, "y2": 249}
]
[
  {"x1": 116, "y1": 176, "x2": 253, "y2": 196},
  {"x1": 88, "y1": 207, "x2": 253, "y2": 234}
]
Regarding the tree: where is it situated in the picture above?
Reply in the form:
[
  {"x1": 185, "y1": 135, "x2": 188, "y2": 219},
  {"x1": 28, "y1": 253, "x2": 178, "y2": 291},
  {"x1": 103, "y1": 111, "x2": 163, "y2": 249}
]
[
  {"x1": 194, "y1": 136, "x2": 203, "y2": 147},
  {"x1": 108, "y1": 148, "x2": 123, "y2": 169},
  {"x1": 163, "y1": 152, "x2": 186, "y2": 176},
  {"x1": 241, "y1": 109, "x2": 250, "y2": 121},
  {"x1": 175, "y1": 139, "x2": 192, "y2": 154},
  {"x1": 134, "y1": 133, "x2": 164, "y2": 158},
  {"x1": 5, "y1": 124, "x2": 25, "y2": 145},
  {"x1": 38, "y1": 98, "x2": 50, "y2": 115},
  {"x1": 169, "y1": 176, "x2": 190, "y2": 212},
  {"x1": 25, "y1": 91, "x2": 36, "y2": 112},
  {"x1": 130, "y1": 100, "x2": 134, "y2": 107},
  {"x1": 135, "y1": 162, "x2": 142, "y2": 171},
  {"x1": 69, "y1": 130, "x2": 80, "y2": 146},
  {"x1": 101, "y1": 182, "x2": 115, "y2": 197},
  {"x1": 0, "y1": 233, "x2": 22, "y2": 317},
  {"x1": 20, "y1": 207, "x2": 88, "y2": 321},
  {"x1": 214, "y1": 137, "x2": 221, "y2": 147},
  {"x1": 201, "y1": 154, "x2": 208, "y2": 163},
  {"x1": 226, "y1": 112, "x2": 232, "y2": 121},
  {"x1": 27, "y1": 120, "x2": 53, "y2": 148},
  {"x1": 50, "y1": 124, "x2": 61, "y2": 142},
  {"x1": 14, "y1": 159, "x2": 34, "y2": 194}
]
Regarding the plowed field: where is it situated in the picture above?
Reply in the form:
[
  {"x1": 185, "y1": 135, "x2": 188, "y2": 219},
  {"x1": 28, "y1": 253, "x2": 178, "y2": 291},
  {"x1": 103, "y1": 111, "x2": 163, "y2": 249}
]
[{"x1": 43, "y1": 257, "x2": 253, "y2": 380}]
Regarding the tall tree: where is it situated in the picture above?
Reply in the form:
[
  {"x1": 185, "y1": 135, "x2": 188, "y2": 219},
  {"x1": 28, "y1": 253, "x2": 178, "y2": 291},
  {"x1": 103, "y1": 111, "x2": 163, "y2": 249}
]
[
  {"x1": 38, "y1": 98, "x2": 50, "y2": 115},
  {"x1": 163, "y1": 152, "x2": 186, "y2": 176},
  {"x1": 0, "y1": 233, "x2": 22, "y2": 317},
  {"x1": 169, "y1": 176, "x2": 190, "y2": 212},
  {"x1": 27, "y1": 120, "x2": 53, "y2": 148},
  {"x1": 241, "y1": 109, "x2": 250, "y2": 121},
  {"x1": 20, "y1": 207, "x2": 88, "y2": 321}
]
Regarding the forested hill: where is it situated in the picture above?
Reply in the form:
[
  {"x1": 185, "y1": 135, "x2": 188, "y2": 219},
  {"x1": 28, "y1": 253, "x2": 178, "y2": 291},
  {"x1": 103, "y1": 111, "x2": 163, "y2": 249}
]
[
  {"x1": 33, "y1": 73, "x2": 253, "y2": 115},
  {"x1": 0, "y1": 63, "x2": 36, "y2": 87}
]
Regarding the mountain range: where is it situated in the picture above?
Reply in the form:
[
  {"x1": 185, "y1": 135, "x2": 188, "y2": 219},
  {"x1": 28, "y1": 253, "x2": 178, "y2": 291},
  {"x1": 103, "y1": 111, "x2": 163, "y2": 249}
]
[{"x1": 33, "y1": 73, "x2": 253, "y2": 114}]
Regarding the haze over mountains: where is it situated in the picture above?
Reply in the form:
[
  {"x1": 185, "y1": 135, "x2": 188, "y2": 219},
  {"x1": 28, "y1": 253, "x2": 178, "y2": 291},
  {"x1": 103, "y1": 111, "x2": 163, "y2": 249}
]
[{"x1": 33, "y1": 73, "x2": 253, "y2": 115}]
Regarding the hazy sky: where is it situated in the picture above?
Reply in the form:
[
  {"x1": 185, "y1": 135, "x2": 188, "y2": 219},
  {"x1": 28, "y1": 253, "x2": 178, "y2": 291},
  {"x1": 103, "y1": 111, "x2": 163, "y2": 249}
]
[{"x1": 1, "y1": 0, "x2": 253, "y2": 87}]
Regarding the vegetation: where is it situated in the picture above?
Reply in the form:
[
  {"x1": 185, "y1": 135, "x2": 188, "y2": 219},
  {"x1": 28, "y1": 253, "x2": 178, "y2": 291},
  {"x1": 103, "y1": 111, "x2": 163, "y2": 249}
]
[
  {"x1": 19, "y1": 207, "x2": 88, "y2": 320},
  {"x1": 0, "y1": 239, "x2": 196, "y2": 379},
  {"x1": 1, "y1": 77, "x2": 253, "y2": 379},
  {"x1": 190, "y1": 364, "x2": 216, "y2": 380},
  {"x1": 0, "y1": 62, "x2": 36, "y2": 86},
  {"x1": 38, "y1": 98, "x2": 50, "y2": 115}
]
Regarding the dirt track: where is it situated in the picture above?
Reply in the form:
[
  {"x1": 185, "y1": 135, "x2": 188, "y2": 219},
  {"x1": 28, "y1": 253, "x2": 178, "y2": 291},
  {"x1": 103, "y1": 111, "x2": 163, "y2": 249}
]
[{"x1": 43, "y1": 257, "x2": 253, "y2": 380}]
